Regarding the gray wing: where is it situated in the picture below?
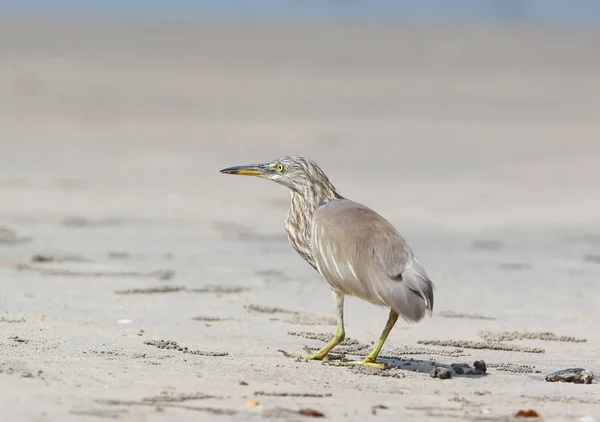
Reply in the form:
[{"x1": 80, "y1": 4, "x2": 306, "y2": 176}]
[{"x1": 311, "y1": 199, "x2": 434, "y2": 322}]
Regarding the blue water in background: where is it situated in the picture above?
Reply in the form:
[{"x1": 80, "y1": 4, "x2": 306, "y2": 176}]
[{"x1": 1, "y1": 0, "x2": 599, "y2": 25}]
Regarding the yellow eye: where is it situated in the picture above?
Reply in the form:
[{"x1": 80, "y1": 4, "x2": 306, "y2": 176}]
[{"x1": 276, "y1": 163, "x2": 285, "y2": 173}]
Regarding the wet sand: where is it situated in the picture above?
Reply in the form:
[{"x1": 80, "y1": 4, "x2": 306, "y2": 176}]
[{"x1": 1, "y1": 21, "x2": 599, "y2": 421}]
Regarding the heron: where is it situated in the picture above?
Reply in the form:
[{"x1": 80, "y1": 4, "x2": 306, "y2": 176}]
[{"x1": 220, "y1": 155, "x2": 434, "y2": 368}]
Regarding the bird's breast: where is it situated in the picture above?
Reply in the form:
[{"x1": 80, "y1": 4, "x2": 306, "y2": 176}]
[{"x1": 285, "y1": 209, "x2": 316, "y2": 270}]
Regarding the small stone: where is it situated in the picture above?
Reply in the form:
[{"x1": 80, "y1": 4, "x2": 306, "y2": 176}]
[
  {"x1": 514, "y1": 409, "x2": 541, "y2": 418},
  {"x1": 453, "y1": 366, "x2": 465, "y2": 375},
  {"x1": 546, "y1": 368, "x2": 594, "y2": 384},
  {"x1": 473, "y1": 360, "x2": 487, "y2": 374},
  {"x1": 430, "y1": 367, "x2": 452, "y2": 379},
  {"x1": 32, "y1": 254, "x2": 54, "y2": 263},
  {"x1": 371, "y1": 404, "x2": 388, "y2": 415},
  {"x1": 298, "y1": 408, "x2": 325, "y2": 417}
]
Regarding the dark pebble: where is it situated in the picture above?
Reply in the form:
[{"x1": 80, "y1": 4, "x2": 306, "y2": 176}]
[
  {"x1": 546, "y1": 368, "x2": 594, "y2": 384},
  {"x1": 473, "y1": 360, "x2": 487, "y2": 374},
  {"x1": 452, "y1": 366, "x2": 465, "y2": 375},
  {"x1": 298, "y1": 408, "x2": 325, "y2": 417},
  {"x1": 431, "y1": 367, "x2": 452, "y2": 379}
]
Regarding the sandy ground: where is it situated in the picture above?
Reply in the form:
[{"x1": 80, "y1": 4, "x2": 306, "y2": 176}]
[{"x1": 1, "y1": 21, "x2": 600, "y2": 421}]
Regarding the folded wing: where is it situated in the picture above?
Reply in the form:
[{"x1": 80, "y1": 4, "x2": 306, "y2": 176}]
[{"x1": 311, "y1": 199, "x2": 434, "y2": 322}]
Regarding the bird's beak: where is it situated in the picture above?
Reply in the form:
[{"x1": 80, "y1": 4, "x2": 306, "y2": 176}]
[{"x1": 219, "y1": 163, "x2": 275, "y2": 177}]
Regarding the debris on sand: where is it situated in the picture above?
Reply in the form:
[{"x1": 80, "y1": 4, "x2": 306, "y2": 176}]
[
  {"x1": 254, "y1": 391, "x2": 332, "y2": 398},
  {"x1": 479, "y1": 330, "x2": 586, "y2": 343},
  {"x1": 487, "y1": 363, "x2": 541, "y2": 374},
  {"x1": 192, "y1": 316, "x2": 233, "y2": 322},
  {"x1": 298, "y1": 408, "x2": 325, "y2": 417},
  {"x1": 389, "y1": 346, "x2": 469, "y2": 358},
  {"x1": 8, "y1": 263, "x2": 175, "y2": 280},
  {"x1": 430, "y1": 367, "x2": 452, "y2": 379},
  {"x1": 546, "y1": 368, "x2": 594, "y2": 384},
  {"x1": 437, "y1": 311, "x2": 495, "y2": 321},
  {"x1": 31, "y1": 254, "x2": 55, "y2": 263},
  {"x1": 0, "y1": 317, "x2": 26, "y2": 323},
  {"x1": 116, "y1": 284, "x2": 248, "y2": 295},
  {"x1": 520, "y1": 395, "x2": 600, "y2": 405},
  {"x1": 287, "y1": 331, "x2": 362, "y2": 347},
  {"x1": 32, "y1": 254, "x2": 91, "y2": 263},
  {"x1": 450, "y1": 361, "x2": 486, "y2": 376},
  {"x1": 187, "y1": 285, "x2": 250, "y2": 294},
  {"x1": 141, "y1": 392, "x2": 217, "y2": 403},
  {"x1": 115, "y1": 285, "x2": 185, "y2": 294},
  {"x1": 348, "y1": 366, "x2": 406, "y2": 379},
  {"x1": 371, "y1": 404, "x2": 388, "y2": 415},
  {"x1": 418, "y1": 339, "x2": 544, "y2": 354},
  {"x1": 473, "y1": 360, "x2": 487, "y2": 374},
  {"x1": 451, "y1": 364, "x2": 465, "y2": 374},
  {"x1": 246, "y1": 304, "x2": 300, "y2": 315},
  {"x1": 144, "y1": 340, "x2": 228, "y2": 356},
  {"x1": 514, "y1": 409, "x2": 541, "y2": 418}
]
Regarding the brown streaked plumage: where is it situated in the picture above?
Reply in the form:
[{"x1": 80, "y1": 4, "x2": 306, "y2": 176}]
[{"x1": 220, "y1": 155, "x2": 434, "y2": 368}]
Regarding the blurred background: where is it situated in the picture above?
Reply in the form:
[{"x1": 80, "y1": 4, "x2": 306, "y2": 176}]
[
  {"x1": 1, "y1": 0, "x2": 600, "y2": 23},
  {"x1": 1, "y1": 0, "x2": 599, "y2": 234},
  {"x1": 2, "y1": 4, "x2": 600, "y2": 419}
]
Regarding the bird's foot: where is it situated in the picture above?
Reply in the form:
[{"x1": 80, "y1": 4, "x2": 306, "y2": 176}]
[
  {"x1": 278, "y1": 349, "x2": 323, "y2": 360},
  {"x1": 327, "y1": 358, "x2": 387, "y2": 370},
  {"x1": 278, "y1": 348, "x2": 345, "y2": 362}
]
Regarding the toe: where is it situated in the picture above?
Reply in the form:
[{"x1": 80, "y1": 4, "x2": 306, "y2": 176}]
[
  {"x1": 302, "y1": 353, "x2": 325, "y2": 361},
  {"x1": 279, "y1": 349, "x2": 298, "y2": 358},
  {"x1": 333, "y1": 359, "x2": 387, "y2": 369},
  {"x1": 279, "y1": 350, "x2": 327, "y2": 361},
  {"x1": 362, "y1": 361, "x2": 386, "y2": 370}
]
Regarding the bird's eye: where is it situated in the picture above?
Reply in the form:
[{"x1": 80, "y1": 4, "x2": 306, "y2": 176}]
[{"x1": 276, "y1": 163, "x2": 285, "y2": 173}]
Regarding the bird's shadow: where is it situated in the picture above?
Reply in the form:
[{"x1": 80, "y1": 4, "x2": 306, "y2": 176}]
[
  {"x1": 291, "y1": 341, "x2": 488, "y2": 378},
  {"x1": 320, "y1": 352, "x2": 488, "y2": 378},
  {"x1": 378, "y1": 356, "x2": 488, "y2": 378}
]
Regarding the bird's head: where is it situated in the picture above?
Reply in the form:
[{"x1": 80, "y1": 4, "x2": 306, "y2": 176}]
[{"x1": 220, "y1": 155, "x2": 340, "y2": 197}]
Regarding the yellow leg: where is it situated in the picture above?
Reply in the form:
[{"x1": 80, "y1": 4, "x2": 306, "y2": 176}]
[
  {"x1": 342, "y1": 310, "x2": 398, "y2": 369},
  {"x1": 280, "y1": 291, "x2": 345, "y2": 361}
]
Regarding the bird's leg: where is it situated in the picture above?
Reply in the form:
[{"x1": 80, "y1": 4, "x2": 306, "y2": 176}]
[
  {"x1": 280, "y1": 290, "x2": 345, "y2": 361},
  {"x1": 338, "y1": 310, "x2": 398, "y2": 369}
]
